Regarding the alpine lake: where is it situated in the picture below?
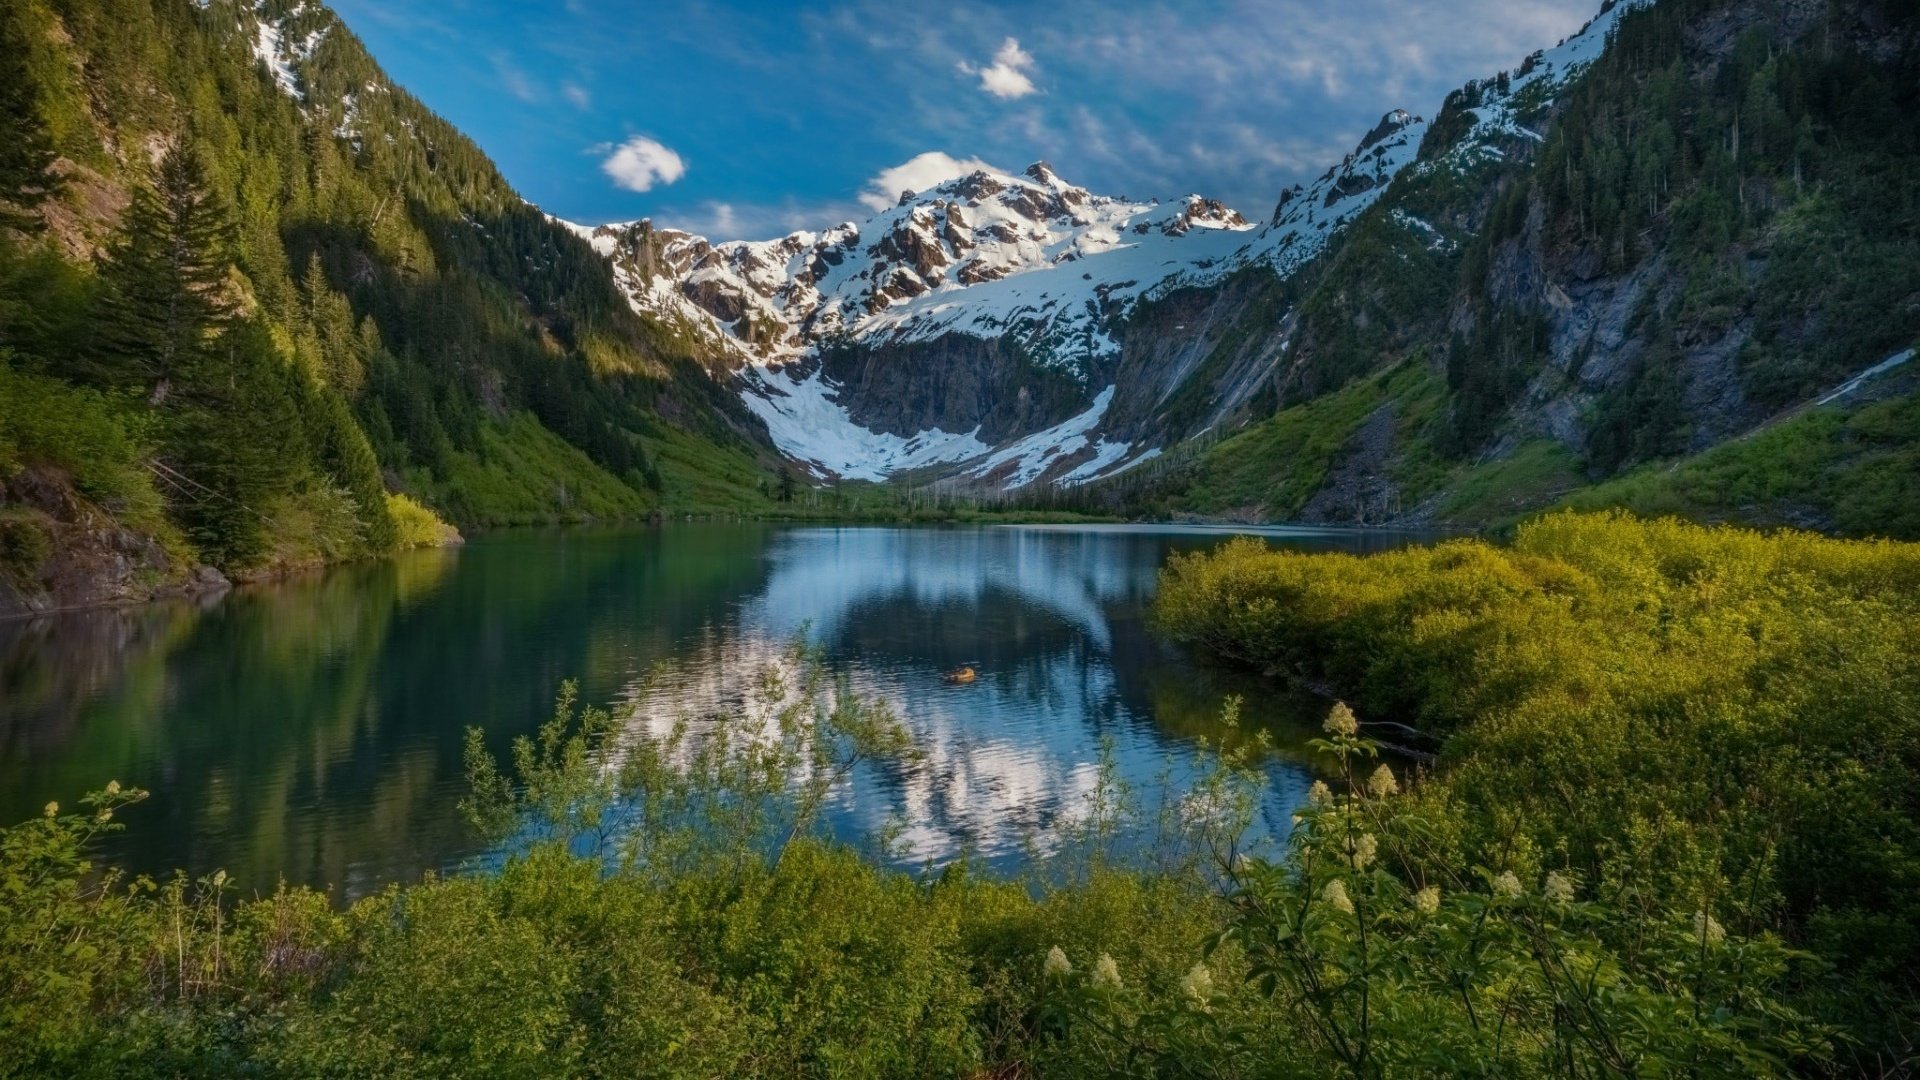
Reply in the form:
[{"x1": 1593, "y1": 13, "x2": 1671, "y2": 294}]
[{"x1": 0, "y1": 523, "x2": 1425, "y2": 899}]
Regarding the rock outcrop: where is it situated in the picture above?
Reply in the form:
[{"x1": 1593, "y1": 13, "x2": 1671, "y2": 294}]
[{"x1": 0, "y1": 467, "x2": 226, "y2": 620}]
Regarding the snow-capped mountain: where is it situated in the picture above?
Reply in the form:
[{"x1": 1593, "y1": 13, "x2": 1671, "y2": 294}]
[
  {"x1": 559, "y1": 113, "x2": 1423, "y2": 486},
  {"x1": 559, "y1": 0, "x2": 1641, "y2": 489},
  {"x1": 563, "y1": 164, "x2": 1263, "y2": 376}
]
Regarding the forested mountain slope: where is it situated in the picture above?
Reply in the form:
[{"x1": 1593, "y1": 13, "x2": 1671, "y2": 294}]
[
  {"x1": 0, "y1": 0, "x2": 770, "y2": 615},
  {"x1": 1094, "y1": 0, "x2": 1920, "y2": 535}
]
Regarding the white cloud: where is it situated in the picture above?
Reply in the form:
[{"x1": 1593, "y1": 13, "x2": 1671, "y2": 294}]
[
  {"x1": 959, "y1": 37, "x2": 1039, "y2": 100},
  {"x1": 600, "y1": 136, "x2": 687, "y2": 193},
  {"x1": 490, "y1": 54, "x2": 539, "y2": 102},
  {"x1": 562, "y1": 81, "x2": 591, "y2": 109},
  {"x1": 655, "y1": 197, "x2": 862, "y2": 242},
  {"x1": 857, "y1": 151, "x2": 1000, "y2": 212},
  {"x1": 806, "y1": 0, "x2": 1592, "y2": 214}
]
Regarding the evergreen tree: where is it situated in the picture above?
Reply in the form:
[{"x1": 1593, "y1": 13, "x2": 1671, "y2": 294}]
[
  {"x1": 302, "y1": 378, "x2": 397, "y2": 552},
  {"x1": 0, "y1": 6, "x2": 61, "y2": 232},
  {"x1": 163, "y1": 318, "x2": 306, "y2": 568},
  {"x1": 94, "y1": 144, "x2": 236, "y2": 405},
  {"x1": 302, "y1": 253, "x2": 364, "y2": 395}
]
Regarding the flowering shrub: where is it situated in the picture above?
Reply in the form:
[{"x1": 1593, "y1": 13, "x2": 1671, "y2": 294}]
[
  {"x1": 1039, "y1": 706, "x2": 1830, "y2": 1076},
  {"x1": 1155, "y1": 511, "x2": 1920, "y2": 1058}
]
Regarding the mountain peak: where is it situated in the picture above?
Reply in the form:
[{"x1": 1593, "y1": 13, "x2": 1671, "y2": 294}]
[
  {"x1": 1023, "y1": 160, "x2": 1060, "y2": 185},
  {"x1": 1358, "y1": 109, "x2": 1420, "y2": 152}
]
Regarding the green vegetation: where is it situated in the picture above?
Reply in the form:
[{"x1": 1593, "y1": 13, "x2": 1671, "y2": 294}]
[
  {"x1": 1434, "y1": 438, "x2": 1585, "y2": 523},
  {"x1": 384, "y1": 492, "x2": 458, "y2": 549},
  {"x1": 1174, "y1": 362, "x2": 1444, "y2": 519},
  {"x1": 0, "y1": 0, "x2": 781, "y2": 586},
  {"x1": 1157, "y1": 511, "x2": 1920, "y2": 1061},
  {"x1": 1, "y1": 623, "x2": 1852, "y2": 1077},
  {"x1": 0, "y1": 354, "x2": 166, "y2": 529},
  {"x1": 1559, "y1": 382, "x2": 1920, "y2": 539},
  {"x1": 1072, "y1": 360, "x2": 1447, "y2": 523},
  {"x1": 1110, "y1": 360, "x2": 1587, "y2": 527},
  {"x1": 408, "y1": 412, "x2": 656, "y2": 527}
]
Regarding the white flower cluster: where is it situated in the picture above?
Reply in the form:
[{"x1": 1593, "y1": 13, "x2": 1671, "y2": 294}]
[
  {"x1": 1693, "y1": 912, "x2": 1725, "y2": 946},
  {"x1": 1043, "y1": 946, "x2": 1072, "y2": 979},
  {"x1": 1543, "y1": 871, "x2": 1575, "y2": 904},
  {"x1": 1346, "y1": 832, "x2": 1378, "y2": 870},
  {"x1": 1366, "y1": 764, "x2": 1398, "y2": 798},
  {"x1": 1181, "y1": 963, "x2": 1214, "y2": 1008}
]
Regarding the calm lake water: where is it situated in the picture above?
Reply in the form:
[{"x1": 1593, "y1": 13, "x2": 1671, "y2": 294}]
[{"x1": 0, "y1": 523, "x2": 1419, "y2": 898}]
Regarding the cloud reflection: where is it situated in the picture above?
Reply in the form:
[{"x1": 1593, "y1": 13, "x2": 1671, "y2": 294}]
[{"x1": 611, "y1": 526, "x2": 1310, "y2": 867}]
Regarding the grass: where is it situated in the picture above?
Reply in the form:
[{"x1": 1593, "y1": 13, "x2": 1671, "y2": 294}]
[
  {"x1": 413, "y1": 412, "x2": 658, "y2": 528},
  {"x1": 1436, "y1": 439, "x2": 1587, "y2": 523},
  {"x1": 1168, "y1": 360, "x2": 1449, "y2": 519},
  {"x1": 644, "y1": 422, "x2": 778, "y2": 516},
  {"x1": 1555, "y1": 382, "x2": 1920, "y2": 539}
]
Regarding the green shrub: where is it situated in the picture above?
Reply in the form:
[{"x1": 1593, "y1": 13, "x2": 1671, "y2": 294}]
[
  {"x1": 0, "y1": 354, "x2": 156, "y2": 514},
  {"x1": 1043, "y1": 713, "x2": 1830, "y2": 1077},
  {"x1": 1155, "y1": 511, "x2": 1920, "y2": 1056},
  {"x1": 0, "y1": 514, "x2": 52, "y2": 581},
  {"x1": 385, "y1": 492, "x2": 459, "y2": 549}
]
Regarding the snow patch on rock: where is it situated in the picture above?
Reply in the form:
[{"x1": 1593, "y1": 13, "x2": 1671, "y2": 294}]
[
  {"x1": 1451, "y1": 0, "x2": 1650, "y2": 157},
  {"x1": 244, "y1": 1, "x2": 325, "y2": 100},
  {"x1": 740, "y1": 367, "x2": 990, "y2": 483},
  {"x1": 967, "y1": 386, "x2": 1116, "y2": 488}
]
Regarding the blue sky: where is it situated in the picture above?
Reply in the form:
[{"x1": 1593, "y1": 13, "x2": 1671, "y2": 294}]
[{"x1": 330, "y1": 0, "x2": 1598, "y2": 240}]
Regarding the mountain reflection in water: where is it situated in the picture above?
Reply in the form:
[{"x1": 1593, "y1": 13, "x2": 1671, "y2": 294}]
[{"x1": 0, "y1": 523, "x2": 1420, "y2": 898}]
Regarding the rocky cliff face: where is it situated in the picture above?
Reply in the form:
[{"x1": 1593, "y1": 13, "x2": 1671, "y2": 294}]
[
  {"x1": 0, "y1": 468, "x2": 225, "y2": 620},
  {"x1": 1469, "y1": 0, "x2": 1874, "y2": 466},
  {"x1": 1104, "y1": 0, "x2": 1920, "y2": 530}
]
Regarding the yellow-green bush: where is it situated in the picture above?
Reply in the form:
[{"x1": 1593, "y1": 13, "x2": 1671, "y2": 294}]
[
  {"x1": 4, "y1": 734, "x2": 1836, "y2": 1078},
  {"x1": 385, "y1": 492, "x2": 460, "y2": 550},
  {"x1": 1156, "y1": 511, "x2": 1920, "y2": 1051}
]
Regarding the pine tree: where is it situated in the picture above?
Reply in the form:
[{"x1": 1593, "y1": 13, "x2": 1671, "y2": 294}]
[
  {"x1": 164, "y1": 318, "x2": 307, "y2": 568},
  {"x1": 302, "y1": 378, "x2": 397, "y2": 552},
  {"x1": 302, "y1": 253, "x2": 364, "y2": 395},
  {"x1": 94, "y1": 144, "x2": 236, "y2": 404},
  {"x1": 0, "y1": 6, "x2": 60, "y2": 232}
]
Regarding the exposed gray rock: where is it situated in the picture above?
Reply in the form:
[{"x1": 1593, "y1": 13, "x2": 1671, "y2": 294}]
[
  {"x1": 0, "y1": 466, "x2": 226, "y2": 620},
  {"x1": 1300, "y1": 403, "x2": 1400, "y2": 524},
  {"x1": 818, "y1": 334, "x2": 1092, "y2": 445},
  {"x1": 1102, "y1": 270, "x2": 1291, "y2": 446},
  {"x1": 1680, "y1": 321, "x2": 1756, "y2": 449}
]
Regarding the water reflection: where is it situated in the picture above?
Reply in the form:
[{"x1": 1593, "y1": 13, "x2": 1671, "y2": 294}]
[
  {"x1": 619, "y1": 526, "x2": 1417, "y2": 868},
  {"x1": 0, "y1": 523, "x2": 1419, "y2": 896}
]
